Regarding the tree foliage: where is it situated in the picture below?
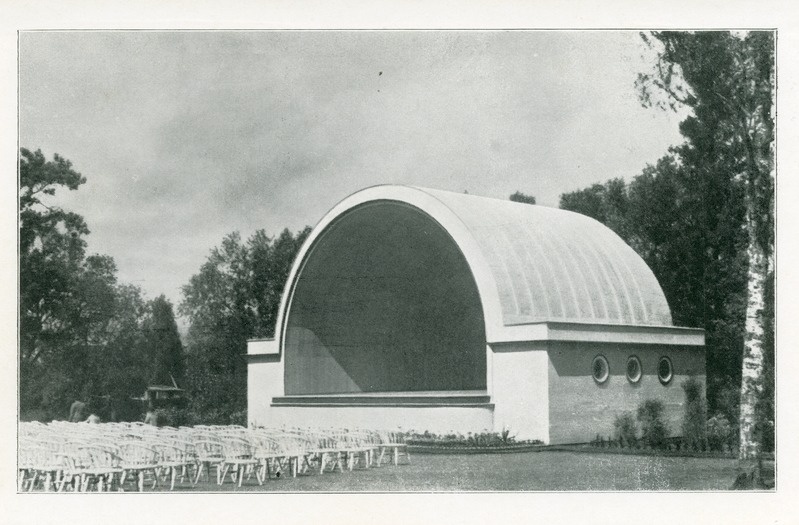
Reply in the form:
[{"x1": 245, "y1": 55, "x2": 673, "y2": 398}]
[
  {"x1": 559, "y1": 178, "x2": 631, "y2": 241},
  {"x1": 20, "y1": 148, "x2": 89, "y2": 371},
  {"x1": 638, "y1": 31, "x2": 773, "y2": 254},
  {"x1": 19, "y1": 149, "x2": 181, "y2": 421},
  {"x1": 509, "y1": 191, "x2": 536, "y2": 205},
  {"x1": 639, "y1": 31, "x2": 774, "y2": 460},
  {"x1": 143, "y1": 295, "x2": 184, "y2": 386},
  {"x1": 561, "y1": 31, "x2": 774, "y2": 458},
  {"x1": 637, "y1": 399, "x2": 669, "y2": 449},
  {"x1": 561, "y1": 158, "x2": 748, "y2": 411},
  {"x1": 179, "y1": 227, "x2": 310, "y2": 422}
]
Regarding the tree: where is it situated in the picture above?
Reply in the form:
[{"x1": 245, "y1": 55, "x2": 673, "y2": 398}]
[
  {"x1": 638, "y1": 31, "x2": 774, "y2": 460},
  {"x1": 250, "y1": 227, "x2": 312, "y2": 337},
  {"x1": 560, "y1": 178, "x2": 631, "y2": 240},
  {"x1": 509, "y1": 191, "x2": 536, "y2": 205},
  {"x1": 19, "y1": 148, "x2": 156, "y2": 421},
  {"x1": 180, "y1": 232, "x2": 250, "y2": 421},
  {"x1": 20, "y1": 148, "x2": 91, "y2": 416},
  {"x1": 180, "y1": 227, "x2": 310, "y2": 423},
  {"x1": 143, "y1": 295, "x2": 184, "y2": 385},
  {"x1": 20, "y1": 148, "x2": 88, "y2": 373},
  {"x1": 560, "y1": 159, "x2": 748, "y2": 428},
  {"x1": 93, "y1": 283, "x2": 151, "y2": 407},
  {"x1": 629, "y1": 156, "x2": 748, "y2": 420}
]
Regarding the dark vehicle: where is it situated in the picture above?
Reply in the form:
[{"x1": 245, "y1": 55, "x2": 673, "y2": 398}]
[
  {"x1": 141, "y1": 385, "x2": 187, "y2": 409},
  {"x1": 133, "y1": 376, "x2": 188, "y2": 411}
]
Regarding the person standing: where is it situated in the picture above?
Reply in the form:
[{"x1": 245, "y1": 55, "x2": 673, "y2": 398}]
[
  {"x1": 144, "y1": 402, "x2": 159, "y2": 426},
  {"x1": 69, "y1": 400, "x2": 86, "y2": 422}
]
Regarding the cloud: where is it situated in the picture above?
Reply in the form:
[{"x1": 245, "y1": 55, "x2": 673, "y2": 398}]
[{"x1": 19, "y1": 30, "x2": 685, "y2": 309}]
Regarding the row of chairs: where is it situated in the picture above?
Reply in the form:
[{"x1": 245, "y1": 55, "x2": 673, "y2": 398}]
[{"x1": 18, "y1": 422, "x2": 410, "y2": 491}]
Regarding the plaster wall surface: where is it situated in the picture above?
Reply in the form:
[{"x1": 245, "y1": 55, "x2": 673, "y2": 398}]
[
  {"x1": 247, "y1": 355, "x2": 283, "y2": 428},
  {"x1": 489, "y1": 342, "x2": 550, "y2": 442},
  {"x1": 547, "y1": 342, "x2": 706, "y2": 444}
]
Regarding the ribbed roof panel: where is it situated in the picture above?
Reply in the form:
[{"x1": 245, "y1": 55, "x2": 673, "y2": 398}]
[{"x1": 418, "y1": 187, "x2": 673, "y2": 326}]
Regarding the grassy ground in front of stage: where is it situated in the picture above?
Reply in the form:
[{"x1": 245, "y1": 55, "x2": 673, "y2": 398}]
[{"x1": 169, "y1": 450, "x2": 756, "y2": 492}]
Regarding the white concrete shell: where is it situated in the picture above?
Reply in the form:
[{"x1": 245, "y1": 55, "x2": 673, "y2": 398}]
[
  {"x1": 274, "y1": 185, "x2": 674, "y2": 349},
  {"x1": 247, "y1": 185, "x2": 705, "y2": 442}
]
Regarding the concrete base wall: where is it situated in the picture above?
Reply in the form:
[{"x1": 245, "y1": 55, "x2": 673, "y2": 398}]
[
  {"x1": 263, "y1": 405, "x2": 494, "y2": 434},
  {"x1": 247, "y1": 356, "x2": 284, "y2": 428},
  {"x1": 547, "y1": 342, "x2": 706, "y2": 444},
  {"x1": 248, "y1": 338, "x2": 705, "y2": 445},
  {"x1": 489, "y1": 342, "x2": 549, "y2": 442},
  {"x1": 248, "y1": 355, "x2": 494, "y2": 434},
  {"x1": 248, "y1": 348, "x2": 495, "y2": 434}
]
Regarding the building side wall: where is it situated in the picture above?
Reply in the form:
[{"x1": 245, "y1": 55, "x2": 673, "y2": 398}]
[
  {"x1": 247, "y1": 356, "x2": 284, "y2": 428},
  {"x1": 489, "y1": 342, "x2": 550, "y2": 443},
  {"x1": 547, "y1": 342, "x2": 705, "y2": 444}
]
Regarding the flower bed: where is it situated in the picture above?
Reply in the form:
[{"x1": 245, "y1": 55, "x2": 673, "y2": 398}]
[
  {"x1": 546, "y1": 443, "x2": 737, "y2": 459},
  {"x1": 404, "y1": 430, "x2": 543, "y2": 454},
  {"x1": 551, "y1": 441, "x2": 774, "y2": 461},
  {"x1": 408, "y1": 442, "x2": 545, "y2": 454}
]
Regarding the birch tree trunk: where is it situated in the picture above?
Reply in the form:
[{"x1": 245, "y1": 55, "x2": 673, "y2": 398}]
[
  {"x1": 735, "y1": 34, "x2": 774, "y2": 463},
  {"x1": 738, "y1": 203, "x2": 768, "y2": 460},
  {"x1": 637, "y1": 30, "x2": 775, "y2": 469}
]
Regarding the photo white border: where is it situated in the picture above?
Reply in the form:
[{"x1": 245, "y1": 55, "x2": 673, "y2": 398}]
[{"x1": 2, "y1": 1, "x2": 797, "y2": 524}]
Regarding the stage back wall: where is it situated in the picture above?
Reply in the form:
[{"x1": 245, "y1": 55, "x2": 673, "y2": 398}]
[{"x1": 284, "y1": 201, "x2": 486, "y2": 394}]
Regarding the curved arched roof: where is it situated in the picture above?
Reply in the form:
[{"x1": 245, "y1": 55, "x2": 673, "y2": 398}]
[
  {"x1": 420, "y1": 187, "x2": 673, "y2": 327},
  {"x1": 277, "y1": 185, "x2": 673, "y2": 346}
]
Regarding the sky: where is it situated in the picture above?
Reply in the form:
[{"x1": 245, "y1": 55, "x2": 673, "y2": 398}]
[{"x1": 19, "y1": 30, "x2": 687, "y2": 315}]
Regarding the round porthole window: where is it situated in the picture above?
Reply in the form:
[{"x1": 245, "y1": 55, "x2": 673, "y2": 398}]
[
  {"x1": 658, "y1": 356, "x2": 673, "y2": 384},
  {"x1": 592, "y1": 355, "x2": 609, "y2": 384},
  {"x1": 626, "y1": 355, "x2": 642, "y2": 384}
]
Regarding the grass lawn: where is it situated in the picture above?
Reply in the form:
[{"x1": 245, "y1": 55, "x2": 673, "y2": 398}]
[{"x1": 168, "y1": 451, "x2": 750, "y2": 492}]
